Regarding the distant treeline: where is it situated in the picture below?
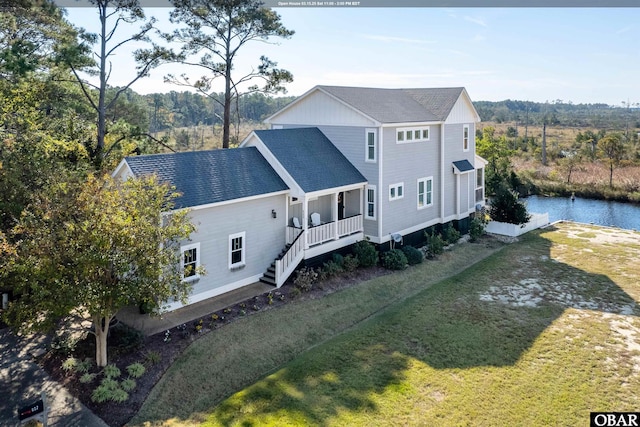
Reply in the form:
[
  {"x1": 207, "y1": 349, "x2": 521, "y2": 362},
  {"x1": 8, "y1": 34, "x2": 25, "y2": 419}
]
[
  {"x1": 116, "y1": 90, "x2": 639, "y2": 135},
  {"x1": 142, "y1": 91, "x2": 297, "y2": 133},
  {"x1": 475, "y1": 99, "x2": 640, "y2": 130}
]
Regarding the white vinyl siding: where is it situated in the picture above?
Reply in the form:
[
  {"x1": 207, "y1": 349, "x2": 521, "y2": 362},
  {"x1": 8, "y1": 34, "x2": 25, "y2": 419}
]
[
  {"x1": 365, "y1": 129, "x2": 376, "y2": 162},
  {"x1": 181, "y1": 242, "x2": 200, "y2": 281},
  {"x1": 397, "y1": 126, "x2": 431, "y2": 144},
  {"x1": 389, "y1": 182, "x2": 404, "y2": 201},
  {"x1": 417, "y1": 177, "x2": 433, "y2": 209},
  {"x1": 229, "y1": 232, "x2": 246, "y2": 269},
  {"x1": 366, "y1": 185, "x2": 376, "y2": 220}
]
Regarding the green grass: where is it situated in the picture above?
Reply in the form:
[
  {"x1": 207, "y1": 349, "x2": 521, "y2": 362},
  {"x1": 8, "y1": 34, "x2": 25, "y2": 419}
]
[{"x1": 131, "y1": 223, "x2": 640, "y2": 426}]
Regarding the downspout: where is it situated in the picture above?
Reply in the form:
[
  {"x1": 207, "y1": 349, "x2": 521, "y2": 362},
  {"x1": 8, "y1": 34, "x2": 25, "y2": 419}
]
[
  {"x1": 440, "y1": 123, "x2": 445, "y2": 221},
  {"x1": 378, "y1": 127, "x2": 384, "y2": 241}
]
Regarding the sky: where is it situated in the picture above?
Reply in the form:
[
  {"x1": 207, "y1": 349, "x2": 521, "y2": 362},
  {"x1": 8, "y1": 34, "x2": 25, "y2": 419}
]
[{"x1": 63, "y1": 6, "x2": 640, "y2": 105}]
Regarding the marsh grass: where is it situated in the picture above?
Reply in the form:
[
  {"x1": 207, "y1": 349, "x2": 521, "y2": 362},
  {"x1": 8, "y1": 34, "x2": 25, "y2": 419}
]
[{"x1": 132, "y1": 224, "x2": 640, "y2": 426}]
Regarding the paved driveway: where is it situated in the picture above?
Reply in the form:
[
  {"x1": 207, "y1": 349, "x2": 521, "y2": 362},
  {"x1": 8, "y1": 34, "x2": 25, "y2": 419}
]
[{"x1": 0, "y1": 328, "x2": 109, "y2": 427}]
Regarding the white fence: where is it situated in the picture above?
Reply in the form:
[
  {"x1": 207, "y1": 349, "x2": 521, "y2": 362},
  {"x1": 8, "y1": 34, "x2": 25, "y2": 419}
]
[{"x1": 486, "y1": 212, "x2": 550, "y2": 237}]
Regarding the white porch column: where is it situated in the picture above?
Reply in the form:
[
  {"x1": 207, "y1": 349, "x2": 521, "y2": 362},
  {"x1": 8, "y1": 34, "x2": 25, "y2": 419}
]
[
  {"x1": 456, "y1": 173, "x2": 460, "y2": 218},
  {"x1": 332, "y1": 192, "x2": 339, "y2": 240},
  {"x1": 303, "y1": 195, "x2": 309, "y2": 249}
]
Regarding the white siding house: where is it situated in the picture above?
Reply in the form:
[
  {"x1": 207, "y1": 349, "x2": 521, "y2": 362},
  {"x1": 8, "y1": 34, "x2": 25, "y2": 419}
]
[
  {"x1": 113, "y1": 85, "x2": 486, "y2": 311},
  {"x1": 265, "y1": 85, "x2": 486, "y2": 245}
]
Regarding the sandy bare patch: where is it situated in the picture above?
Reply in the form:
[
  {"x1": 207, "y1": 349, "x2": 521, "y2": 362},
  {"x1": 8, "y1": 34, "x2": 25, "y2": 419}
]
[{"x1": 560, "y1": 222, "x2": 640, "y2": 246}]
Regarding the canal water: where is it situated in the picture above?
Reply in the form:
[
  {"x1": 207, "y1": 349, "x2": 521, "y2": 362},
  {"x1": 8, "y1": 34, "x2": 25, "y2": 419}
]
[{"x1": 524, "y1": 195, "x2": 640, "y2": 231}]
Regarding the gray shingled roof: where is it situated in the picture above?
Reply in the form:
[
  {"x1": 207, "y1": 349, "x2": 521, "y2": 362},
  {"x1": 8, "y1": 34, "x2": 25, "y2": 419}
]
[
  {"x1": 318, "y1": 86, "x2": 465, "y2": 123},
  {"x1": 453, "y1": 159, "x2": 475, "y2": 173},
  {"x1": 125, "y1": 148, "x2": 289, "y2": 209},
  {"x1": 254, "y1": 128, "x2": 367, "y2": 193}
]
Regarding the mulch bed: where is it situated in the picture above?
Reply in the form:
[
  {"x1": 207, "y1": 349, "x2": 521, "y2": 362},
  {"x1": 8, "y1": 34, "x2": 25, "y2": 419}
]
[{"x1": 39, "y1": 265, "x2": 391, "y2": 427}]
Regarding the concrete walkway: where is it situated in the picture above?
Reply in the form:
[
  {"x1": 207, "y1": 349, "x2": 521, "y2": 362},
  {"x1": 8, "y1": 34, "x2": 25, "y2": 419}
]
[
  {"x1": 117, "y1": 282, "x2": 274, "y2": 336},
  {"x1": 0, "y1": 328, "x2": 109, "y2": 427}
]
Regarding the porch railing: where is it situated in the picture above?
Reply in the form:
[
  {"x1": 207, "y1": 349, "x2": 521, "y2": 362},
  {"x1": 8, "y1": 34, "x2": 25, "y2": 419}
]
[
  {"x1": 286, "y1": 226, "x2": 303, "y2": 245},
  {"x1": 337, "y1": 214, "x2": 363, "y2": 237},
  {"x1": 275, "y1": 230, "x2": 305, "y2": 287},
  {"x1": 307, "y1": 222, "x2": 336, "y2": 246}
]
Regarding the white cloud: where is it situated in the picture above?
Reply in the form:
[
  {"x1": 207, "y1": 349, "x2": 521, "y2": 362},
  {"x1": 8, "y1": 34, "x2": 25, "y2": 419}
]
[
  {"x1": 464, "y1": 16, "x2": 488, "y2": 28},
  {"x1": 361, "y1": 34, "x2": 436, "y2": 45}
]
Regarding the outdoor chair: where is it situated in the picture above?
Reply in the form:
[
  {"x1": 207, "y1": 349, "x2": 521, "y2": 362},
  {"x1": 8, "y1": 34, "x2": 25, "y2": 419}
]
[{"x1": 310, "y1": 212, "x2": 321, "y2": 227}]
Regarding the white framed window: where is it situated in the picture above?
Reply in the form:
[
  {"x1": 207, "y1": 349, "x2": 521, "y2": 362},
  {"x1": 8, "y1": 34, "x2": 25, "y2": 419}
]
[
  {"x1": 365, "y1": 185, "x2": 376, "y2": 220},
  {"x1": 229, "y1": 232, "x2": 245, "y2": 270},
  {"x1": 417, "y1": 177, "x2": 433, "y2": 209},
  {"x1": 181, "y1": 242, "x2": 200, "y2": 281},
  {"x1": 463, "y1": 125, "x2": 470, "y2": 151},
  {"x1": 389, "y1": 182, "x2": 404, "y2": 201},
  {"x1": 396, "y1": 126, "x2": 431, "y2": 144},
  {"x1": 365, "y1": 129, "x2": 376, "y2": 162}
]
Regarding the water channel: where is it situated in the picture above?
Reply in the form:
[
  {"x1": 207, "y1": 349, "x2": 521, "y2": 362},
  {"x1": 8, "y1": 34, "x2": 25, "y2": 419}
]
[{"x1": 523, "y1": 195, "x2": 640, "y2": 231}]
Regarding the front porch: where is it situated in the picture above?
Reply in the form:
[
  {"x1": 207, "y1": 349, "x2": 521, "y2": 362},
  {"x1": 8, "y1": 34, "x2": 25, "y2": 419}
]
[{"x1": 261, "y1": 187, "x2": 365, "y2": 288}]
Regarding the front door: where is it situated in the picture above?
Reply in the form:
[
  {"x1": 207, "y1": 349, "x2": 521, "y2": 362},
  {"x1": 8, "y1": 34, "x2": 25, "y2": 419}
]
[{"x1": 338, "y1": 192, "x2": 345, "y2": 220}]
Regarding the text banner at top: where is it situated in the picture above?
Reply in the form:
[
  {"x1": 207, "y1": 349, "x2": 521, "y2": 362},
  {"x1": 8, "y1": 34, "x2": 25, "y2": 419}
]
[{"x1": 50, "y1": 0, "x2": 640, "y2": 7}]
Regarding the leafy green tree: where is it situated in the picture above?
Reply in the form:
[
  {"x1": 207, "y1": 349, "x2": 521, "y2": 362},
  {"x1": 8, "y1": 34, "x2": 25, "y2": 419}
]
[
  {"x1": 6, "y1": 174, "x2": 196, "y2": 367},
  {"x1": 489, "y1": 183, "x2": 531, "y2": 225},
  {"x1": 165, "y1": 0, "x2": 294, "y2": 148},
  {"x1": 0, "y1": 0, "x2": 80, "y2": 80},
  {"x1": 476, "y1": 126, "x2": 513, "y2": 195},
  {"x1": 598, "y1": 132, "x2": 625, "y2": 188}
]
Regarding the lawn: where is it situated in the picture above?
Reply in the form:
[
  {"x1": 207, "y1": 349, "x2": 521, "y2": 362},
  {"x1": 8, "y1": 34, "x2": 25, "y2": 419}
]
[{"x1": 131, "y1": 223, "x2": 640, "y2": 426}]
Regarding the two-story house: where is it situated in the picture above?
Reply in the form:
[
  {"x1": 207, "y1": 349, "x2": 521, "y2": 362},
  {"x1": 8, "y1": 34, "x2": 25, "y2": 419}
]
[
  {"x1": 114, "y1": 85, "x2": 485, "y2": 311},
  {"x1": 261, "y1": 85, "x2": 486, "y2": 246}
]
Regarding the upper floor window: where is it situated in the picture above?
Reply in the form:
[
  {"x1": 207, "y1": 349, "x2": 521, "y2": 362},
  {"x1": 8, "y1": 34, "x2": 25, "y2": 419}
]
[
  {"x1": 366, "y1": 185, "x2": 376, "y2": 220},
  {"x1": 229, "y1": 232, "x2": 245, "y2": 270},
  {"x1": 463, "y1": 125, "x2": 470, "y2": 151},
  {"x1": 365, "y1": 129, "x2": 376, "y2": 162},
  {"x1": 397, "y1": 126, "x2": 431, "y2": 144},
  {"x1": 417, "y1": 177, "x2": 433, "y2": 209},
  {"x1": 389, "y1": 183, "x2": 404, "y2": 201},
  {"x1": 181, "y1": 242, "x2": 200, "y2": 281}
]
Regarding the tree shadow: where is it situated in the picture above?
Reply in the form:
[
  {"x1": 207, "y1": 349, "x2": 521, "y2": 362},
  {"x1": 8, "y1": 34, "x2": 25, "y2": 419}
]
[{"x1": 148, "y1": 225, "x2": 640, "y2": 426}]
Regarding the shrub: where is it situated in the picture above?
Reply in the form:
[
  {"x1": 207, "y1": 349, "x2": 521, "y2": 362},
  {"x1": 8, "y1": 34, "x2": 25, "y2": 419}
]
[
  {"x1": 126, "y1": 362, "x2": 146, "y2": 379},
  {"x1": 120, "y1": 378, "x2": 137, "y2": 392},
  {"x1": 103, "y1": 364, "x2": 121, "y2": 379},
  {"x1": 489, "y1": 184, "x2": 531, "y2": 225},
  {"x1": 322, "y1": 260, "x2": 343, "y2": 278},
  {"x1": 331, "y1": 253, "x2": 344, "y2": 267},
  {"x1": 342, "y1": 254, "x2": 359, "y2": 272},
  {"x1": 381, "y1": 249, "x2": 408, "y2": 270},
  {"x1": 353, "y1": 240, "x2": 378, "y2": 267},
  {"x1": 294, "y1": 267, "x2": 317, "y2": 292},
  {"x1": 401, "y1": 246, "x2": 423, "y2": 265},
  {"x1": 145, "y1": 351, "x2": 161, "y2": 366},
  {"x1": 442, "y1": 223, "x2": 461, "y2": 245},
  {"x1": 469, "y1": 217, "x2": 487, "y2": 242},
  {"x1": 425, "y1": 230, "x2": 445, "y2": 258}
]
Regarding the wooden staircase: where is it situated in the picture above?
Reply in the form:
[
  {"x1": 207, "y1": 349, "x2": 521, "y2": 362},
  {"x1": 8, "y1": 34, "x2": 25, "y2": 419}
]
[{"x1": 259, "y1": 243, "x2": 292, "y2": 286}]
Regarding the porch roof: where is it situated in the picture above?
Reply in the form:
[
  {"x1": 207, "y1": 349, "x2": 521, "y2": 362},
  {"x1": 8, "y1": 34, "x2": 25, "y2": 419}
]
[
  {"x1": 254, "y1": 127, "x2": 367, "y2": 193},
  {"x1": 453, "y1": 159, "x2": 475, "y2": 174},
  {"x1": 124, "y1": 147, "x2": 289, "y2": 209}
]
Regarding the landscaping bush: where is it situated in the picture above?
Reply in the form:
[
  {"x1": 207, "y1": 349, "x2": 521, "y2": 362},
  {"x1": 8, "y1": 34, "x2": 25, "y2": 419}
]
[
  {"x1": 331, "y1": 253, "x2": 344, "y2": 267},
  {"x1": 489, "y1": 183, "x2": 531, "y2": 225},
  {"x1": 342, "y1": 254, "x2": 359, "y2": 272},
  {"x1": 381, "y1": 249, "x2": 408, "y2": 270},
  {"x1": 401, "y1": 246, "x2": 423, "y2": 265},
  {"x1": 293, "y1": 267, "x2": 317, "y2": 292},
  {"x1": 353, "y1": 240, "x2": 378, "y2": 267},
  {"x1": 425, "y1": 230, "x2": 445, "y2": 258},
  {"x1": 469, "y1": 216, "x2": 487, "y2": 242},
  {"x1": 442, "y1": 224, "x2": 461, "y2": 245},
  {"x1": 319, "y1": 260, "x2": 343, "y2": 281}
]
